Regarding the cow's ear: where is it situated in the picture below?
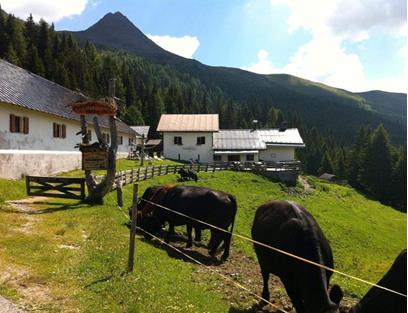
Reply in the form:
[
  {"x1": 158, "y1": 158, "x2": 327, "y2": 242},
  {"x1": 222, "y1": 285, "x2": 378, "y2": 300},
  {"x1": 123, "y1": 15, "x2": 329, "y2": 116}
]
[{"x1": 329, "y1": 284, "x2": 343, "y2": 305}]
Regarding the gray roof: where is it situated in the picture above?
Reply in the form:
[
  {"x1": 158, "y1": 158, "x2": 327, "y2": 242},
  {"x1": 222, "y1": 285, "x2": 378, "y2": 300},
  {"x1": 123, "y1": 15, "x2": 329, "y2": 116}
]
[
  {"x1": 213, "y1": 128, "x2": 305, "y2": 150},
  {"x1": 131, "y1": 126, "x2": 150, "y2": 138},
  {"x1": 0, "y1": 59, "x2": 136, "y2": 135},
  {"x1": 257, "y1": 129, "x2": 305, "y2": 146},
  {"x1": 213, "y1": 130, "x2": 267, "y2": 150}
]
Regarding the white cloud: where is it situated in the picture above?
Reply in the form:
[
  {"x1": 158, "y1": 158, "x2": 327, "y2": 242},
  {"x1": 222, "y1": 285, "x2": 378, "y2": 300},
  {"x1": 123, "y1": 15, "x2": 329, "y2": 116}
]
[
  {"x1": 242, "y1": 49, "x2": 277, "y2": 74},
  {"x1": 147, "y1": 34, "x2": 200, "y2": 59},
  {"x1": 1, "y1": 0, "x2": 88, "y2": 22},
  {"x1": 243, "y1": 0, "x2": 407, "y2": 92}
]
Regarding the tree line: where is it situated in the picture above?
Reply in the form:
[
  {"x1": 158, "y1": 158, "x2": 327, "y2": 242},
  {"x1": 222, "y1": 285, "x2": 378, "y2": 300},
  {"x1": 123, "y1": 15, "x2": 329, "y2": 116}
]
[{"x1": 0, "y1": 9, "x2": 405, "y2": 210}]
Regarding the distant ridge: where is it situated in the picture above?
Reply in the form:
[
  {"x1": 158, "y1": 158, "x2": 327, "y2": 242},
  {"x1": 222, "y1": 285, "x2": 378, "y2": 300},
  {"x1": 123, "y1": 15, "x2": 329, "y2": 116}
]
[{"x1": 63, "y1": 12, "x2": 406, "y2": 143}]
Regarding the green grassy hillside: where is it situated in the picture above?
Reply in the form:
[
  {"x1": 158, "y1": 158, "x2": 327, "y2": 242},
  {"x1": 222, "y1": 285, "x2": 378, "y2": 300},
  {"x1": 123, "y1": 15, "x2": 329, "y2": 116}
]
[{"x1": 0, "y1": 168, "x2": 405, "y2": 312}]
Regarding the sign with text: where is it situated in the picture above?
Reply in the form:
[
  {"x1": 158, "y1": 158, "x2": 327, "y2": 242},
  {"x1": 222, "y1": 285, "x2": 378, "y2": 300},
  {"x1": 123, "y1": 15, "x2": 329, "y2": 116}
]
[{"x1": 82, "y1": 151, "x2": 108, "y2": 170}]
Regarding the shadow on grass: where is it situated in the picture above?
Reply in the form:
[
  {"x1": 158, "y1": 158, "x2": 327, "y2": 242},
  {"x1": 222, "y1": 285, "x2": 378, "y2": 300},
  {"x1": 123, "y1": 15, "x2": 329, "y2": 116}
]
[
  {"x1": 2, "y1": 201, "x2": 88, "y2": 214},
  {"x1": 138, "y1": 230, "x2": 223, "y2": 266}
]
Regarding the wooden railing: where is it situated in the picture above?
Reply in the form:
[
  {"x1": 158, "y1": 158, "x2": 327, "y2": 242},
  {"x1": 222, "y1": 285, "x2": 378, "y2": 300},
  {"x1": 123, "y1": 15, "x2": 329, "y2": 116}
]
[{"x1": 94, "y1": 161, "x2": 301, "y2": 190}]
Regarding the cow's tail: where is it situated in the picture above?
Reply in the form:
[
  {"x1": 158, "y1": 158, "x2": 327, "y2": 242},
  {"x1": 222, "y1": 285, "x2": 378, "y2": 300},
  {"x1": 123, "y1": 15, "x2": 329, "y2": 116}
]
[{"x1": 222, "y1": 195, "x2": 237, "y2": 261}]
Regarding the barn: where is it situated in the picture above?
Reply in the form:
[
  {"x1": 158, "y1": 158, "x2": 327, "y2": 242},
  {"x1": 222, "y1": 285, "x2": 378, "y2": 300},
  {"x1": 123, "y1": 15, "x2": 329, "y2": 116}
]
[{"x1": 0, "y1": 59, "x2": 138, "y2": 179}]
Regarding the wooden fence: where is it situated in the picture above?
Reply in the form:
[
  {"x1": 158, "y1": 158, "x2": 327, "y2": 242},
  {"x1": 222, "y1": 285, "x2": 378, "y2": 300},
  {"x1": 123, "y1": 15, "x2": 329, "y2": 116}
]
[
  {"x1": 26, "y1": 176, "x2": 86, "y2": 200},
  {"x1": 94, "y1": 161, "x2": 301, "y2": 190}
]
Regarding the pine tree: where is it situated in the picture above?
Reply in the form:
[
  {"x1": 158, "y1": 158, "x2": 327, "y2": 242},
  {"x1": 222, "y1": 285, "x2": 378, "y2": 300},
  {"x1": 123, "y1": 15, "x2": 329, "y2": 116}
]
[
  {"x1": 0, "y1": 5, "x2": 7, "y2": 57},
  {"x1": 5, "y1": 42, "x2": 20, "y2": 65},
  {"x1": 391, "y1": 151, "x2": 407, "y2": 210},
  {"x1": 318, "y1": 151, "x2": 334, "y2": 175},
  {"x1": 361, "y1": 125, "x2": 393, "y2": 202}
]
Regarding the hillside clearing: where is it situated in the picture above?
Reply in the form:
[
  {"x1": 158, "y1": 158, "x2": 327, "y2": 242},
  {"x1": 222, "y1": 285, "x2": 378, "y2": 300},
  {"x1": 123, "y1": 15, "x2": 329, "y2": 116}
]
[{"x1": 0, "y1": 168, "x2": 406, "y2": 312}]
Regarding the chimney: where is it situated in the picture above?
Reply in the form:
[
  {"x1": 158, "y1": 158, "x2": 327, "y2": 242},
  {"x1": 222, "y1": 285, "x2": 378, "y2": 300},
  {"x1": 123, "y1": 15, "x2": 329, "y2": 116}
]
[
  {"x1": 108, "y1": 78, "x2": 116, "y2": 98},
  {"x1": 279, "y1": 121, "x2": 288, "y2": 132},
  {"x1": 252, "y1": 119, "x2": 258, "y2": 131}
]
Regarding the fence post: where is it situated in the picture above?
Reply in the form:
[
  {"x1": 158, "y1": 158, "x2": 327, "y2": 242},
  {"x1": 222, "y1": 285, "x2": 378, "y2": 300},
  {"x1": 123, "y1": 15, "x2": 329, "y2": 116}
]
[
  {"x1": 128, "y1": 183, "x2": 138, "y2": 272},
  {"x1": 144, "y1": 167, "x2": 148, "y2": 180},
  {"x1": 116, "y1": 178, "x2": 123, "y2": 207}
]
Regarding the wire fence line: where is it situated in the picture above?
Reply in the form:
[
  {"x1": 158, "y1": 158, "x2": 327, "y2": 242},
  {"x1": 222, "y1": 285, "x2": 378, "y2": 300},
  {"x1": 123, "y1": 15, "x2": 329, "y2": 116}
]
[
  {"x1": 130, "y1": 195, "x2": 406, "y2": 298},
  {"x1": 115, "y1": 201, "x2": 288, "y2": 312},
  {"x1": 135, "y1": 225, "x2": 289, "y2": 313}
]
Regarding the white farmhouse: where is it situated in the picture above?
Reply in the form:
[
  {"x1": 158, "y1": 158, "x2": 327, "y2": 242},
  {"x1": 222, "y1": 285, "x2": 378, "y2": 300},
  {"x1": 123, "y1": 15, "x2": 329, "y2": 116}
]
[
  {"x1": 0, "y1": 59, "x2": 137, "y2": 179},
  {"x1": 157, "y1": 114, "x2": 218, "y2": 163},
  {"x1": 157, "y1": 114, "x2": 305, "y2": 163}
]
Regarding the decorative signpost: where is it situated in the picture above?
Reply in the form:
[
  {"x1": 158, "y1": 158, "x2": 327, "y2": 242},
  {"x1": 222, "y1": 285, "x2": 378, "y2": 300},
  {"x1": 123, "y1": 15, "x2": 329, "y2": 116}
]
[{"x1": 71, "y1": 79, "x2": 119, "y2": 204}]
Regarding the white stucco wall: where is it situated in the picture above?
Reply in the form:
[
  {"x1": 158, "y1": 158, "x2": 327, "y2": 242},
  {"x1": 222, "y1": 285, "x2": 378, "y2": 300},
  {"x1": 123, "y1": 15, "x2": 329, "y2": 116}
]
[
  {"x1": 162, "y1": 132, "x2": 213, "y2": 163},
  {"x1": 213, "y1": 153, "x2": 259, "y2": 163},
  {"x1": 259, "y1": 146, "x2": 296, "y2": 161},
  {"x1": 0, "y1": 102, "x2": 134, "y2": 178}
]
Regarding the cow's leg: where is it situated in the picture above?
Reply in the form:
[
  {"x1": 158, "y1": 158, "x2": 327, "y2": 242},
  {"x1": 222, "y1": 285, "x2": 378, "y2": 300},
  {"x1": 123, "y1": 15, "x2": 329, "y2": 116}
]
[
  {"x1": 221, "y1": 231, "x2": 232, "y2": 261},
  {"x1": 282, "y1": 279, "x2": 304, "y2": 313},
  {"x1": 261, "y1": 270, "x2": 270, "y2": 304},
  {"x1": 165, "y1": 223, "x2": 174, "y2": 244},
  {"x1": 208, "y1": 229, "x2": 223, "y2": 258},
  {"x1": 186, "y1": 224, "x2": 193, "y2": 248},
  {"x1": 194, "y1": 227, "x2": 201, "y2": 241}
]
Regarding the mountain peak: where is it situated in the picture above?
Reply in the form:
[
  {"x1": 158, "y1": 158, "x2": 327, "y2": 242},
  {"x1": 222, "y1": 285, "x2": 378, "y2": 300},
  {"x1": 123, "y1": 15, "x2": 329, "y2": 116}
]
[{"x1": 69, "y1": 12, "x2": 183, "y2": 63}]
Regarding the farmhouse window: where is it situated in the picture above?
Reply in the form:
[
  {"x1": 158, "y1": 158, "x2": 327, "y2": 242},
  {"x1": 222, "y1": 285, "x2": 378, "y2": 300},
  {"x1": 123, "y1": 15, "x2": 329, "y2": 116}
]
[
  {"x1": 119, "y1": 136, "x2": 123, "y2": 145},
  {"x1": 102, "y1": 133, "x2": 110, "y2": 144},
  {"x1": 227, "y1": 155, "x2": 240, "y2": 162},
  {"x1": 53, "y1": 123, "x2": 66, "y2": 138},
  {"x1": 87, "y1": 130, "x2": 92, "y2": 141},
  {"x1": 246, "y1": 154, "x2": 255, "y2": 161},
  {"x1": 213, "y1": 154, "x2": 222, "y2": 161},
  {"x1": 197, "y1": 136, "x2": 206, "y2": 145},
  {"x1": 10, "y1": 114, "x2": 29, "y2": 134},
  {"x1": 174, "y1": 136, "x2": 182, "y2": 145}
]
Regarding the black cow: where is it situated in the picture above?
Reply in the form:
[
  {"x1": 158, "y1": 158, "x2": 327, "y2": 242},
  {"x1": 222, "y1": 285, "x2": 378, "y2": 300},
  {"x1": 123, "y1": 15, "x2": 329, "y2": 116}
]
[
  {"x1": 251, "y1": 200, "x2": 343, "y2": 313},
  {"x1": 177, "y1": 168, "x2": 198, "y2": 182},
  {"x1": 347, "y1": 249, "x2": 406, "y2": 313},
  {"x1": 138, "y1": 185, "x2": 237, "y2": 261}
]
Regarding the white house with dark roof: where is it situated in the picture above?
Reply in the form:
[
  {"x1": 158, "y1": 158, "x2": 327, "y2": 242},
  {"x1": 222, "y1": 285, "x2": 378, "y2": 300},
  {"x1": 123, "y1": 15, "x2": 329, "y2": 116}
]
[
  {"x1": 157, "y1": 114, "x2": 305, "y2": 163},
  {"x1": 0, "y1": 59, "x2": 137, "y2": 179}
]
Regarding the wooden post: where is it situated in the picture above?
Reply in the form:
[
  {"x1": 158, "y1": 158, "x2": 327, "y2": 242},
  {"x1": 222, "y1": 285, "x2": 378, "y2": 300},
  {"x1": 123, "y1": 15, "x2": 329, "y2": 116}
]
[
  {"x1": 140, "y1": 134, "x2": 145, "y2": 167},
  {"x1": 128, "y1": 183, "x2": 138, "y2": 272},
  {"x1": 116, "y1": 178, "x2": 123, "y2": 207}
]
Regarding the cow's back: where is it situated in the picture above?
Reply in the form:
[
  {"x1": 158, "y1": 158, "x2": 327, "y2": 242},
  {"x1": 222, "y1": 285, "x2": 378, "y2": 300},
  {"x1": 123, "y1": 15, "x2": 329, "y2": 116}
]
[{"x1": 162, "y1": 186, "x2": 236, "y2": 228}]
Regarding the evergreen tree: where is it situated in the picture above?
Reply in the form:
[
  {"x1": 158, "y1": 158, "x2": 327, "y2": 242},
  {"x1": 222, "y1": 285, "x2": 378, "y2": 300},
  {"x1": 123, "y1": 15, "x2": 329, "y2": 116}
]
[
  {"x1": 361, "y1": 125, "x2": 393, "y2": 202},
  {"x1": 318, "y1": 151, "x2": 334, "y2": 175},
  {"x1": 4, "y1": 42, "x2": 19, "y2": 64},
  {"x1": 0, "y1": 5, "x2": 7, "y2": 56},
  {"x1": 391, "y1": 151, "x2": 407, "y2": 210}
]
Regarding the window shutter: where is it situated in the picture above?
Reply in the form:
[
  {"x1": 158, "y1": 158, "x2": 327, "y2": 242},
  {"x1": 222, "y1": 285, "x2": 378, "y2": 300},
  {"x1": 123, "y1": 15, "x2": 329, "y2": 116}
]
[
  {"x1": 23, "y1": 117, "x2": 29, "y2": 134},
  {"x1": 10, "y1": 115, "x2": 15, "y2": 132},
  {"x1": 62, "y1": 124, "x2": 66, "y2": 138}
]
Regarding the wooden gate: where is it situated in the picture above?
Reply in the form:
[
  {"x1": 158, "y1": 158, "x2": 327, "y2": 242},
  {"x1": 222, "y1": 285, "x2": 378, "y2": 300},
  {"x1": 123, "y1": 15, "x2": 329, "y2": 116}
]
[{"x1": 26, "y1": 176, "x2": 86, "y2": 200}]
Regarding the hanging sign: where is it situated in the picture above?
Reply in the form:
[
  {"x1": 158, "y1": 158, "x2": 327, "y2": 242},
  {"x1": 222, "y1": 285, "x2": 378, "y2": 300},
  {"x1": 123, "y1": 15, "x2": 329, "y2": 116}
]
[{"x1": 80, "y1": 143, "x2": 108, "y2": 170}]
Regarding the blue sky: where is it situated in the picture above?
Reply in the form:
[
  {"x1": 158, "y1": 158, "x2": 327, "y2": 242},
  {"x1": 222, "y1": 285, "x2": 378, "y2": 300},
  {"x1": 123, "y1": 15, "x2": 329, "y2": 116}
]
[{"x1": 2, "y1": 0, "x2": 407, "y2": 93}]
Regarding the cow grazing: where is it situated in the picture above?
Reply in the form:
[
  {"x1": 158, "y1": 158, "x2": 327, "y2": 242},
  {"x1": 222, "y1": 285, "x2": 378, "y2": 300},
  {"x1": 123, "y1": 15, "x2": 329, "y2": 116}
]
[
  {"x1": 138, "y1": 185, "x2": 237, "y2": 261},
  {"x1": 177, "y1": 168, "x2": 198, "y2": 182},
  {"x1": 251, "y1": 200, "x2": 343, "y2": 313},
  {"x1": 347, "y1": 249, "x2": 406, "y2": 313}
]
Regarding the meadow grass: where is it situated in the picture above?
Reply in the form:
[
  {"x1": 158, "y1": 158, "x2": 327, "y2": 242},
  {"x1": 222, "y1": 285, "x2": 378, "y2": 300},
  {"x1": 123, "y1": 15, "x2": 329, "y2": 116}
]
[{"x1": 0, "y1": 169, "x2": 405, "y2": 312}]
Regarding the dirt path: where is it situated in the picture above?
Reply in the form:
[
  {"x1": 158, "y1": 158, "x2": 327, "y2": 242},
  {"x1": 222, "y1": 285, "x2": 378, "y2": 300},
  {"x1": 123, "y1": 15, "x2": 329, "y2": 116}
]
[
  {"x1": 1, "y1": 198, "x2": 55, "y2": 312},
  {"x1": 0, "y1": 295, "x2": 24, "y2": 313}
]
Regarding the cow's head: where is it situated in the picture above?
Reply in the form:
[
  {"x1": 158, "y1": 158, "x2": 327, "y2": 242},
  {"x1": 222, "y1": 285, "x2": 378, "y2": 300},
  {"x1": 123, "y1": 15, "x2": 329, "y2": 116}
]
[{"x1": 140, "y1": 214, "x2": 162, "y2": 240}]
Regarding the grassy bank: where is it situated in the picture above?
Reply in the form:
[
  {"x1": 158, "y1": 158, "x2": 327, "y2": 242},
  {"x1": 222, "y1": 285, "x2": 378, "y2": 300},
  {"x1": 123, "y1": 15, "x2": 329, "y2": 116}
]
[{"x1": 0, "y1": 169, "x2": 405, "y2": 312}]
